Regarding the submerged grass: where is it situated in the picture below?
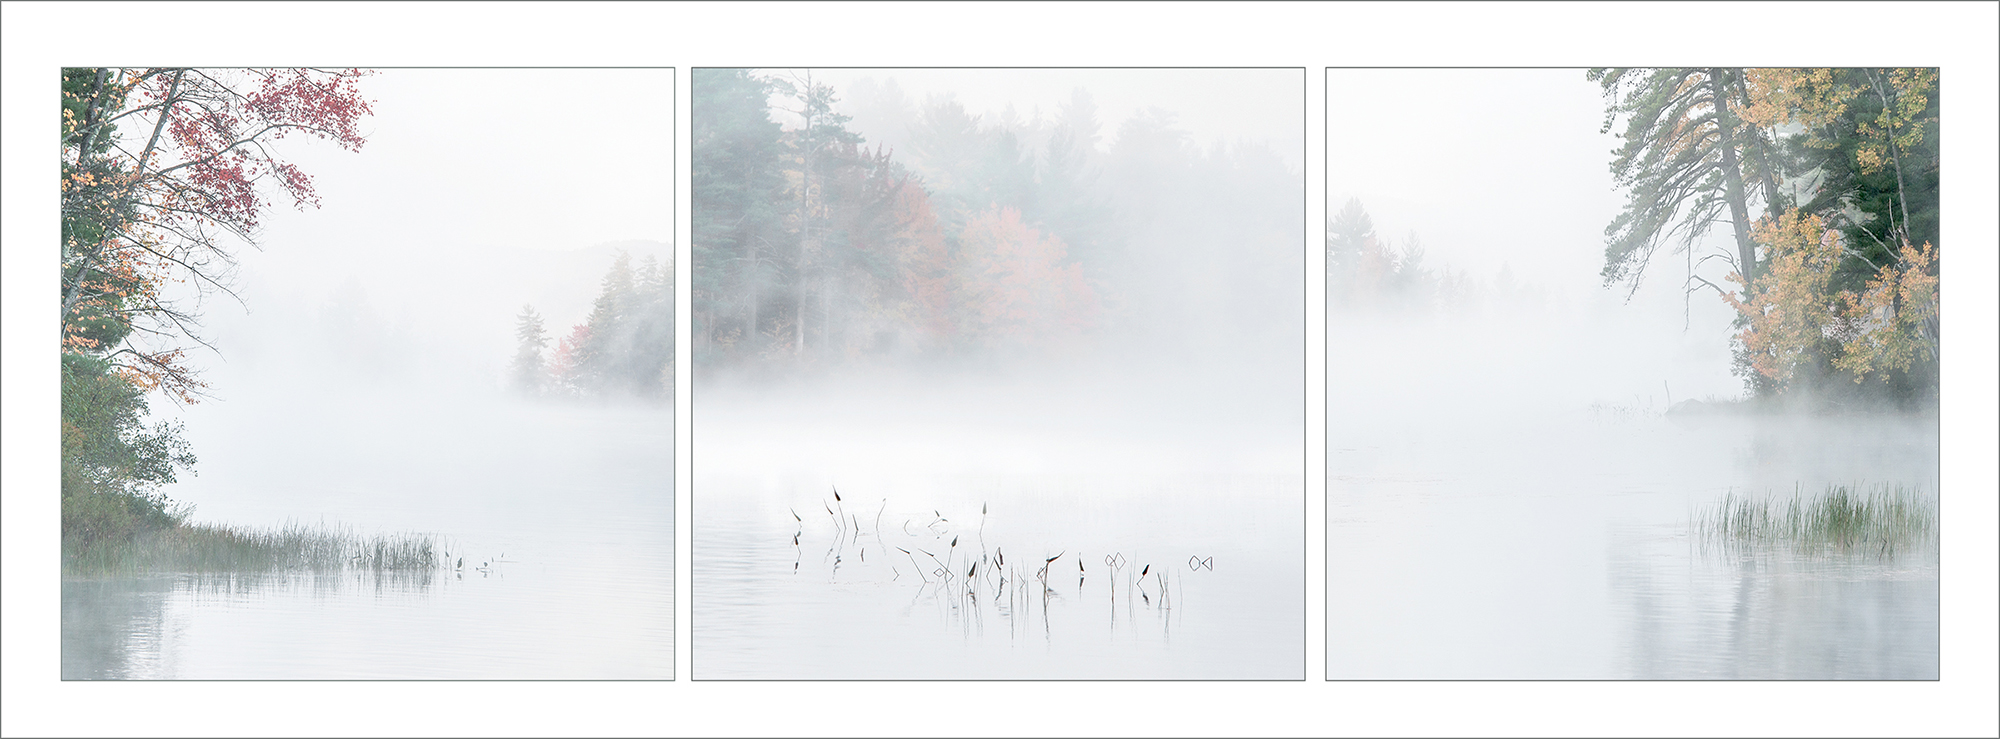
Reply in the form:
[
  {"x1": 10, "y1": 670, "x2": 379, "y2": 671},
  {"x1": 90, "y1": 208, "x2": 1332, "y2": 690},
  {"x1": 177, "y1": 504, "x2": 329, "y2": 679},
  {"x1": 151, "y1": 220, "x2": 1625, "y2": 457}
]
[
  {"x1": 1693, "y1": 482, "x2": 1938, "y2": 559},
  {"x1": 65, "y1": 520, "x2": 444, "y2": 578}
]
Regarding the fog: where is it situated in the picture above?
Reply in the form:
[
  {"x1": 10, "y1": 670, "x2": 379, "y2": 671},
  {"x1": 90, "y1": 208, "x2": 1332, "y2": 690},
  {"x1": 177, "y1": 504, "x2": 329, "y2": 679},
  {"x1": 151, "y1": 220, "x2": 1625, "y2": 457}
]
[
  {"x1": 809, "y1": 68, "x2": 1305, "y2": 173},
  {"x1": 695, "y1": 67, "x2": 1304, "y2": 463},
  {"x1": 179, "y1": 69, "x2": 671, "y2": 400},
  {"x1": 1325, "y1": 69, "x2": 1939, "y2": 679},
  {"x1": 88, "y1": 69, "x2": 677, "y2": 679},
  {"x1": 693, "y1": 68, "x2": 1304, "y2": 678}
]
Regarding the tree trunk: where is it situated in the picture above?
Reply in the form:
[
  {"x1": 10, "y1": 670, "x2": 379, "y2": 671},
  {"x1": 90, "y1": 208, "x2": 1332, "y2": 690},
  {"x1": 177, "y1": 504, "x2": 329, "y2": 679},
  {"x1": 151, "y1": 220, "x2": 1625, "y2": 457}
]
[
  {"x1": 1710, "y1": 68, "x2": 1758, "y2": 303},
  {"x1": 63, "y1": 69, "x2": 184, "y2": 340}
]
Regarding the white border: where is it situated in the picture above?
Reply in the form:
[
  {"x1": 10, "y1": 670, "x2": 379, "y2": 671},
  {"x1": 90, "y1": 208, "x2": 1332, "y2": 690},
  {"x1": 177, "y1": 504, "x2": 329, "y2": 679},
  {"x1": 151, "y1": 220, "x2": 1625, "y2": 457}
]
[{"x1": 5, "y1": 2, "x2": 1995, "y2": 737}]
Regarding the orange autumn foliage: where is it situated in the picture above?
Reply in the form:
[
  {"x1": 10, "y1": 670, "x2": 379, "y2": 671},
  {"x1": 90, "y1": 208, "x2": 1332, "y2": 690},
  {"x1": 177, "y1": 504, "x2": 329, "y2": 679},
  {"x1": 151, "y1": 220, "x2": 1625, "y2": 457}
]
[
  {"x1": 1834, "y1": 239, "x2": 1939, "y2": 383},
  {"x1": 886, "y1": 184, "x2": 956, "y2": 341},
  {"x1": 953, "y1": 206, "x2": 1099, "y2": 347},
  {"x1": 1724, "y1": 209, "x2": 1939, "y2": 388},
  {"x1": 1723, "y1": 210, "x2": 1847, "y2": 386}
]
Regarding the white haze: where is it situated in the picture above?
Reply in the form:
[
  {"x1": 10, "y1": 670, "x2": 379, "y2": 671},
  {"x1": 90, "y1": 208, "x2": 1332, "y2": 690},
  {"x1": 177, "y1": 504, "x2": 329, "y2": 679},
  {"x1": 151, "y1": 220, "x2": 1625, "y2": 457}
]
[
  {"x1": 694, "y1": 69, "x2": 1305, "y2": 678},
  {"x1": 700, "y1": 68, "x2": 1305, "y2": 482},
  {"x1": 124, "y1": 69, "x2": 677, "y2": 678},
  {"x1": 796, "y1": 67, "x2": 1304, "y2": 173},
  {"x1": 172, "y1": 68, "x2": 672, "y2": 400},
  {"x1": 1329, "y1": 68, "x2": 1746, "y2": 410},
  {"x1": 1325, "y1": 69, "x2": 1940, "y2": 679}
]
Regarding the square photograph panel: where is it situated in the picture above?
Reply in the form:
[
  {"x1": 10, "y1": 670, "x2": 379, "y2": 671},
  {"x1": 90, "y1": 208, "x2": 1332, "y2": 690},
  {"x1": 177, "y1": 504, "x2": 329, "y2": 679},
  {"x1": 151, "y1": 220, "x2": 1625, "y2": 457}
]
[
  {"x1": 1326, "y1": 68, "x2": 1940, "y2": 679},
  {"x1": 692, "y1": 67, "x2": 1305, "y2": 679},
  {"x1": 59, "y1": 68, "x2": 675, "y2": 679}
]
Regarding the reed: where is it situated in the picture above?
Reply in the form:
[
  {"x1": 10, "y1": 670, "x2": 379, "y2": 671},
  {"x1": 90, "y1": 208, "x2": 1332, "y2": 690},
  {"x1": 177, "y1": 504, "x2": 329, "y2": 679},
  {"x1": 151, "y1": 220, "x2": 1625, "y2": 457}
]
[
  {"x1": 64, "y1": 520, "x2": 444, "y2": 577},
  {"x1": 1692, "y1": 482, "x2": 1938, "y2": 558},
  {"x1": 791, "y1": 489, "x2": 1208, "y2": 636}
]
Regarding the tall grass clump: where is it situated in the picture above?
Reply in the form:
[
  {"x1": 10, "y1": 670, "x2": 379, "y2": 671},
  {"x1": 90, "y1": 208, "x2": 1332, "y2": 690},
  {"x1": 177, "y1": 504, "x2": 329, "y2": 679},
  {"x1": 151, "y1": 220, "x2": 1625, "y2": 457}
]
[
  {"x1": 65, "y1": 520, "x2": 444, "y2": 578},
  {"x1": 1694, "y1": 482, "x2": 1938, "y2": 558}
]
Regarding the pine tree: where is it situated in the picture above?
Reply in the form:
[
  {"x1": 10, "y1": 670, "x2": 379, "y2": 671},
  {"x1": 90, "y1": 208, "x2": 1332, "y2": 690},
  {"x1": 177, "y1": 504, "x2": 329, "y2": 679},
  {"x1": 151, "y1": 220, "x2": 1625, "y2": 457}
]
[
  {"x1": 576, "y1": 252, "x2": 636, "y2": 393},
  {"x1": 1326, "y1": 198, "x2": 1377, "y2": 309},
  {"x1": 509, "y1": 304, "x2": 549, "y2": 396},
  {"x1": 1591, "y1": 68, "x2": 1785, "y2": 302},
  {"x1": 692, "y1": 68, "x2": 788, "y2": 364}
]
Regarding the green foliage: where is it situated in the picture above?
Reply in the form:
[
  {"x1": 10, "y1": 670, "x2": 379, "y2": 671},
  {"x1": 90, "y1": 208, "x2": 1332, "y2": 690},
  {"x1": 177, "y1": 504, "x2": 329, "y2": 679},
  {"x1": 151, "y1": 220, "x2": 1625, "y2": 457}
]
[
  {"x1": 1765, "y1": 69, "x2": 1939, "y2": 296},
  {"x1": 60, "y1": 68, "x2": 375, "y2": 560},
  {"x1": 693, "y1": 70, "x2": 1298, "y2": 375},
  {"x1": 693, "y1": 69, "x2": 789, "y2": 358},
  {"x1": 61, "y1": 353, "x2": 195, "y2": 560},
  {"x1": 1694, "y1": 483, "x2": 1937, "y2": 559},
  {"x1": 1594, "y1": 68, "x2": 1940, "y2": 404},
  {"x1": 1591, "y1": 68, "x2": 1782, "y2": 300},
  {"x1": 906, "y1": 94, "x2": 1035, "y2": 234},
  {"x1": 543, "y1": 252, "x2": 674, "y2": 400}
]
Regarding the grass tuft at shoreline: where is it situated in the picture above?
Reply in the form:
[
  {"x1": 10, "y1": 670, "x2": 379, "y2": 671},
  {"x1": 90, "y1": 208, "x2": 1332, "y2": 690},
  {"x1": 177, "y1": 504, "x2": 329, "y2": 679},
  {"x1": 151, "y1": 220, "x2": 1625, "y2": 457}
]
[
  {"x1": 1693, "y1": 482, "x2": 1938, "y2": 559},
  {"x1": 65, "y1": 520, "x2": 445, "y2": 578}
]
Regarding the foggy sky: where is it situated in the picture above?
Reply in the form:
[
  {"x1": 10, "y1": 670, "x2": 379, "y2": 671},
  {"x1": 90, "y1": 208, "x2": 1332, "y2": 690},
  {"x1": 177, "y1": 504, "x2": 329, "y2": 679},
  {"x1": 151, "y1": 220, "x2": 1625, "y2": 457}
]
[
  {"x1": 176, "y1": 69, "x2": 674, "y2": 392},
  {"x1": 255, "y1": 68, "x2": 672, "y2": 254},
  {"x1": 1327, "y1": 68, "x2": 1747, "y2": 403},
  {"x1": 1329, "y1": 69, "x2": 1735, "y2": 306},
  {"x1": 779, "y1": 67, "x2": 1304, "y2": 173}
]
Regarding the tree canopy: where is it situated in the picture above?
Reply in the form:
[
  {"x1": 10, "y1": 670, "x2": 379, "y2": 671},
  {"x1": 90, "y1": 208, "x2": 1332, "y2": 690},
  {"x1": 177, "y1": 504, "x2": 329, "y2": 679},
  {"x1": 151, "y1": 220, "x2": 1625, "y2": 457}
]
[
  {"x1": 1593, "y1": 67, "x2": 1939, "y2": 404},
  {"x1": 59, "y1": 67, "x2": 373, "y2": 556},
  {"x1": 691, "y1": 70, "x2": 1301, "y2": 377}
]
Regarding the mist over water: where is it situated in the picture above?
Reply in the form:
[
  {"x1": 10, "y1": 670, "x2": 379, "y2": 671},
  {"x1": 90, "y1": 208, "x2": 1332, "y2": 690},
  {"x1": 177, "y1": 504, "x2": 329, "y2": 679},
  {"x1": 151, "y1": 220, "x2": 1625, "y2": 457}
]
[
  {"x1": 695, "y1": 369, "x2": 1302, "y2": 679},
  {"x1": 693, "y1": 68, "x2": 1304, "y2": 678},
  {"x1": 61, "y1": 69, "x2": 676, "y2": 679},
  {"x1": 1326, "y1": 69, "x2": 1940, "y2": 679},
  {"x1": 65, "y1": 237, "x2": 678, "y2": 678}
]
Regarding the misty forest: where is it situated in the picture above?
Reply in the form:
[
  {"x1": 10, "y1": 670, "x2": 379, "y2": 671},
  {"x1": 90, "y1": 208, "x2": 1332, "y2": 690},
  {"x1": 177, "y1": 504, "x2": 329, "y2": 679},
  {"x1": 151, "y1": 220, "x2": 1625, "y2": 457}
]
[
  {"x1": 510, "y1": 251, "x2": 675, "y2": 401},
  {"x1": 692, "y1": 70, "x2": 1299, "y2": 373},
  {"x1": 59, "y1": 68, "x2": 674, "y2": 679},
  {"x1": 692, "y1": 69, "x2": 1304, "y2": 679},
  {"x1": 1326, "y1": 68, "x2": 1939, "y2": 679}
]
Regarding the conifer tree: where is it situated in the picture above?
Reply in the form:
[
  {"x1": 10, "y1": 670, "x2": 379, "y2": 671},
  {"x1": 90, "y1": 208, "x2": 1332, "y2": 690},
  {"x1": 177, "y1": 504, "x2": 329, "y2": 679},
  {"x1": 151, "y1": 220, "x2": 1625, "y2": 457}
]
[
  {"x1": 509, "y1": 304, "x2": 549, "y2": 396},
  {"x1": 1591, "y1": 67, "x2": 1785, "y2": 303}
]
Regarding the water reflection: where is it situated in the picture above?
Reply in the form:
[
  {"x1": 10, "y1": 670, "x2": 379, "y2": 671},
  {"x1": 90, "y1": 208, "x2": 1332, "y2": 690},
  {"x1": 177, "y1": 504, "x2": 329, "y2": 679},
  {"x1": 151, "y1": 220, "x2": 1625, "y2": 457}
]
[
  {"x1": 697, "y1": 474, "x2": 1302, "y2": 679},
  {"x1": 62, "y1": 578, "x2": 176, "y2": 680},
  {"x1": 62, "y1": 570, "x2": 445, "y2": 680},
  {"x1": 791, "y1": 495, "x2": 1204, "y2": 644},
  {"x1": 1328, "y1": 407, "x2": 1939, "y2": 679},
  {"x1": 1610, "y1": 524, "x2": 1939, "y2": 679},
  {"x1": 62, "y1": 400, "x2": 675, "y2": 680}
]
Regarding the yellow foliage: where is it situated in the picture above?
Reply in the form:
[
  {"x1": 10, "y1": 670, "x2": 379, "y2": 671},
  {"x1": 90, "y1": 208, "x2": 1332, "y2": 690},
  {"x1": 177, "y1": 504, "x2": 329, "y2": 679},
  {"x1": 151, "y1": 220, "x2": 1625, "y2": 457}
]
[
  {"x1": 1723, "y1": 210, "x2": 1846, "y2": 385},
  {"x1": 1726, "y1": 208, "x2": 1939, "y2": 389},
  {"x1": 1835, "y1": 240, "x2": 1939, "y2": 382}
]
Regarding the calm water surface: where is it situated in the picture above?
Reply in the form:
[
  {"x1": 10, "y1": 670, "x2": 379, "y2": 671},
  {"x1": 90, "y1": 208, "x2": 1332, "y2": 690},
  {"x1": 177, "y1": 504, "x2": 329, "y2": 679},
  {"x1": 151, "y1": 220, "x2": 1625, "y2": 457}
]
[
  {"x1": 62, "y1": 393, "x2": 674, "y2": 679},
  {"x1": 1328, "y1": 407, "x2": 1939, "y2": 679},
  {"x1": 696, "y1": 473, "x2": 1302, "y2": 679}
]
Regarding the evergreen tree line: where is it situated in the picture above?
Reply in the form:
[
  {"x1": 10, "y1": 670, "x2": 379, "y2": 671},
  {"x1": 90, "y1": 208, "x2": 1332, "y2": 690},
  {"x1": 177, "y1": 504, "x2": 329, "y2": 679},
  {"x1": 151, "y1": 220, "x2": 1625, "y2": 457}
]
[
  {"x1": 511, "y1": 252, "x2": 674, "y2": 400},
  {"x1": 1325, "y1": 197, "x2": 1494, "y2": 316},
  {"x1": 1593, "y1": 68, "x2": 1939, "y2": 405},
  {"x1": 692, "y1": 69, "x2": 1302, "y2": 375}
]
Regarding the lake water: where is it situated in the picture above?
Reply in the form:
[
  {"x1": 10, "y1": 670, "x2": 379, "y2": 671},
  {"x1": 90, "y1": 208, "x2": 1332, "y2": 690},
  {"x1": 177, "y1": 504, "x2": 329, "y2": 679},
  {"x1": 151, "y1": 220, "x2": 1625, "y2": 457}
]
[
  {"x1": 1327, "y1": 316, "x2": 1940, "y2": 679},
  {"x1": 61, "y1": 391, "x2": 674, "y2": 679},
  {"x1": 695, "y1": 472, "x2": 1302, "y2": 679}
]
